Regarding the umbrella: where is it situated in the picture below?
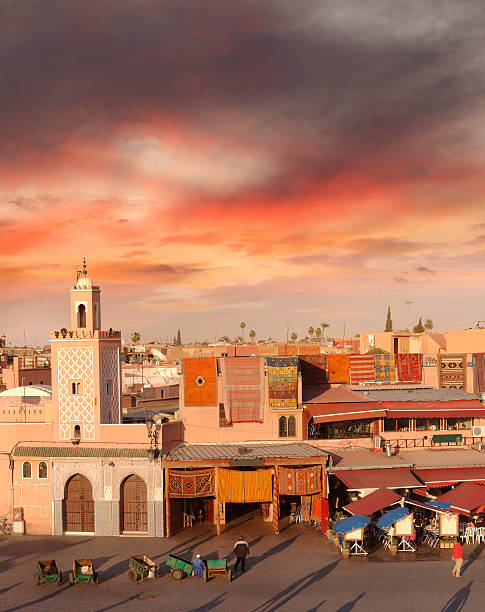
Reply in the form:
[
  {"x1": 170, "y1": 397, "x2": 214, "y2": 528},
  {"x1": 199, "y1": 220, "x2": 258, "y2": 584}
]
[
  {"x1": 427, "y1": 500, "x2": 452, "y2": 510},
  {"x1": 333, "y1": 515, "x2": 370, "y2": 534},
  {"x1": 377, "y1": 507, "x2": 409, "y2": 529}
]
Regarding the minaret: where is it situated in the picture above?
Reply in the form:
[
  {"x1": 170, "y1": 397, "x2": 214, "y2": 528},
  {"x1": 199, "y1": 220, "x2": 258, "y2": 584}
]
[{"x1": 51, "y1": 260, "x2": 122, "y2": 441}]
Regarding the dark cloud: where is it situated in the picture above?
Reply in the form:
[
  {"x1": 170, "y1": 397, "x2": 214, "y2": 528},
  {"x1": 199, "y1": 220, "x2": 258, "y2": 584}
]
[
  {"x1": 394, "y1": 276, "x2": 408, "y2": 283},
  {"x1": 415, "y1": 265, "x2": 436, "y2": 275},
  {"x1": 1, "y1": 0, "x2": 485, "y2": 210}
]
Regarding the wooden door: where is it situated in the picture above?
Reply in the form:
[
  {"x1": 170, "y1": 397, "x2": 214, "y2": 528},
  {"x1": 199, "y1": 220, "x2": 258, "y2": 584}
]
[
  {"x1": 64, "y1": 474, "x2": 94, "y2": 532},
  {"x1": 122, "y1": 475, "x2": 147, "y2": 532}
]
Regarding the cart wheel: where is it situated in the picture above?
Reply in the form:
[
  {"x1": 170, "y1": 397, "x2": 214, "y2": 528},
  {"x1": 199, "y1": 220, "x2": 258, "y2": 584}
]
[
  {"x1": 226, "y1": 569, "x2": 232, "y2": 583},
  {"x1": 127, "y1": 568, "x2": 138, "y2": 583},
  {"x1": 5, "y1": 524, "x2": 12, "y2": 535},
  {"x1": 68, "y1": 572, "x2": 74, "y2": 585},
  {"x1": 33, "y1": 573, "x2": 40, "y2": 587},
  {"x1": 203, "y1": 569, "x2": 208, "y2": 583},
  {"x1": 171, "y1": 568, "x2": 184, "y2": 581}
]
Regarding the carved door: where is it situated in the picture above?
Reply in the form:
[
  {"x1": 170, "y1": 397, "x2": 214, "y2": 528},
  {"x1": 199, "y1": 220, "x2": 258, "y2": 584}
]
[
  {"x1": 65, "y1": 474, "x2": 94, "y2": 532},
  {"x1": 122, "y1": 475, "x2": 147, "y2": 532}
]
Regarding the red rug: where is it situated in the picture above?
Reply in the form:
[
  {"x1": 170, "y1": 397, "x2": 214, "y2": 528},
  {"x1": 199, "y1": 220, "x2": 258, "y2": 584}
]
[{"x1": 349, "y1": 355, "x2": 375, "y2": 384}]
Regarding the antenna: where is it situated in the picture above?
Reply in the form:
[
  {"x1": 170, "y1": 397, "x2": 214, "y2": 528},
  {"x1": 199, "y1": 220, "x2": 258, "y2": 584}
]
[{"x1": 405, "y1": 300, "x2": 414, "y2": 330}]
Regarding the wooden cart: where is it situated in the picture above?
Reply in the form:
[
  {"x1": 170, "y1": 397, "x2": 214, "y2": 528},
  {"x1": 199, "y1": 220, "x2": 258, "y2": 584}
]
[
  {"x1": 69, "y1": 559, "x2": 98, "y2": 585},
  {"x1": 205, "y1": 559, "x2": 232, "y2": 583},
  {"x1": 166, "y1": 554, "x2": 195, "y2": 580},
  {"x1": 34, "y1": 560, "x2": 62, "y2": 587},
  {"x1": 127, "y1": 555, "x2": 158, "y2": 582}
]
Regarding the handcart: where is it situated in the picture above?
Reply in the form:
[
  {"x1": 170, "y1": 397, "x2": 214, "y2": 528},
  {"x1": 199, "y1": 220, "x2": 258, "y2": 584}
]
[
  {"x1": 166, "y1": 554, "x2": 195, "y2": 580},
  {"x1": 34, "y1": 560, "x2": 62, "y2": 587},
  {"x1": 69, "y1": 559, "x2": 98, "y2": 585},
  {"x1": 127, "y1": 554, "x2": 159, "y2": 582},
  {"x1": 205, "y1": 559, "x2": 232, "y2": 583}
]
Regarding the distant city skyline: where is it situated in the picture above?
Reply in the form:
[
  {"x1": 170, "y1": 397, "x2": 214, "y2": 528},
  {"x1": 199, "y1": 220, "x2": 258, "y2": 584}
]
[{"x1": 2, "y1": 1, "x2": 485, "y2": 344}]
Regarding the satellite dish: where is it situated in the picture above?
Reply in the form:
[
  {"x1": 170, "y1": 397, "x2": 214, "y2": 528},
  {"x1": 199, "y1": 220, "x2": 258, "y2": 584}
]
[{"x1": 60, "y1": 328, "x2": 68, "y2": 338}]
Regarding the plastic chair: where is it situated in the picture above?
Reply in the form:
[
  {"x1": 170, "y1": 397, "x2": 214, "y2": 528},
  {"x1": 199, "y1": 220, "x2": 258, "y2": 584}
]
[
  {"x1": 476, "y1": 527, "x2": 485, "y2": 543},
  {"x1": 463, "y1": 527, "x2": 475, "y2": 545}
]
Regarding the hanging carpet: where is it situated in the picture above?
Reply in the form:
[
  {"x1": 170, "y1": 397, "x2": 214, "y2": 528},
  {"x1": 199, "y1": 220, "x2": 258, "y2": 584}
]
[
  {"x1": 300, "y1": 354, "x2": 327, "y2": 385},
  {"x1": 349, "y1": 355, "x2": 376, "y2": 384},
  {"x1": 184, "y1": 358, "x2": 217, "y2": 406},
  {"x1": 220, "y1": 357, "x2": 265, "y2": 423},
  {"x1": 439, "y1": 354, "x2": 466, "y2": 389},
  {"x1": 278, "y1": 466, "x2": 322, "y2": 496},
  {"x1": 374, "y1": 354, "x2": 396, "y2": 383},
  {"x1": 301, "y1": 495, "x2": 312, "y2": 522},
  {"x1": 396, "y1": 353, "x2": 422, "y2": 382},
  {"x1": 267, "y1": 357, "x2": 298, "y2": 408},
  {"x1": 475, "y1": 353, "x2": 485, "y2": 393},
  {"x1": 217, "y1": 469, "x2": 273, "y2": 503},
  {"x1": 326, "y1": 354, "x2": 350, "y2": 384},
  {"x1": 168, "y1": 469, "x2": 215, "y2": 498}
]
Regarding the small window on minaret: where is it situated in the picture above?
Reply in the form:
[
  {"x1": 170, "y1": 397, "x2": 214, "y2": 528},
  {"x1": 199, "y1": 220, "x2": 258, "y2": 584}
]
[
  {"x1": 73, "y1": 425, "x2": 81, "y2": 439},
  {"x1": 106, "y1": 380, "x2": 113, "y2": 396},
  {"x1": 70, "y1": 380, "x2": 83, "y2": 395},
  {"x1": 77, "y1": 303, "x2": 86, "y2": 328}
]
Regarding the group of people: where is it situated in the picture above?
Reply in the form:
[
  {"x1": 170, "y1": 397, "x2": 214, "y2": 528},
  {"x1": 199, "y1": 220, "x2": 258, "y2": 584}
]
[{"x1": 192, "y1": 536, "x2": 250, "y2": 578}]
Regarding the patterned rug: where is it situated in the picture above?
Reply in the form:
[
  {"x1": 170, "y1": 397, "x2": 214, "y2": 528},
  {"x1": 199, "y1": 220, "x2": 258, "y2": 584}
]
[
  {"x1": 439, "y1": 354, "x2": 467, "y2": 389},
  {"x1": 474, "y1": 353, "x2": 485, "y2": 393},
  {"x1": 301, "y1": 495, "x2": 312, "y2": 522},
  {"x1": 278, "y1": 466, "x2": 322, "y2": 495},
  {"x1": 217, "y1": 469, "x2": 273, "y2": 503},
  {"x1": 168, "y1": 469, "x2": 214, "y2": 498},
  {"x1": 349, "y1": 355, "x2": 376, "y2": 384},
  {"x1": 267, "y1": 357, "x2": 298, "y2": 408},
  {"x1": 374, "y1": 354, "x2": 396, "y2": 383},
  {"x1": 326, "y1": 354, "x2": 350, "y2": 384},
  {"x1": 184, "y1": 358, "x2": 217, "y2": 405},
  {"x1": 299, "y1": 354, "x2": 327, "y2": 385},
  {"x1": 220, "y1": 357, "x2": 265, "y2": 423},
  {"x1": 396, "y1": 353, "x2": 422, "y2": 382}
]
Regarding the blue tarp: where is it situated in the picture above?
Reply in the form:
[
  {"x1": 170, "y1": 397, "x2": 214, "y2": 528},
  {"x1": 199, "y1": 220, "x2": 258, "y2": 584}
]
[
  {"x1": 427, "y1": 500, "x2": 452, "y2": 510},
  {"x1": 334, "y1": 515, "x2": 370, "y2": 534},
  {"x1": 377, "y1": 507, "x2": 409, "y2": 528}
]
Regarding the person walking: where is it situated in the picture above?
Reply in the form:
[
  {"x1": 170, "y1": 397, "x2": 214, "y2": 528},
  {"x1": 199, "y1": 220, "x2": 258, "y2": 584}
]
[
  {"x1": 234, "y1": 536, "x2": 250, "y2": 573},
  {"x1": 451, "y1": 541, "x2": 464, "y2": 577}
]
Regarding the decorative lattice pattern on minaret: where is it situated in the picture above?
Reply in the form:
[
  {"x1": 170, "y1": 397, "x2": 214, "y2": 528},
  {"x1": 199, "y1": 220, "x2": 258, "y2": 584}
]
[
  {"x1": 57, "y1": 346, "x2": 95, "y2": 439},
  {"x1": 101, "y1": 346, "x2": 120, "y2": 423}
]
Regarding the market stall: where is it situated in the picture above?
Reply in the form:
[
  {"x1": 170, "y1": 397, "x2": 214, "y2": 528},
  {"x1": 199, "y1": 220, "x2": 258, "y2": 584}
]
[
  {"x1": 376, "y1": 507, "x2": 413, "y2": 554},
  {"x1": 333, "y1": 515, "x2": 370, "y2": 557}
]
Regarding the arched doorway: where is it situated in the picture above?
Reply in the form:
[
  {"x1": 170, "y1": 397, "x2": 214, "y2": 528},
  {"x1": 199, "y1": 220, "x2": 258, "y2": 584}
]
[
  {"x1": 64, "y1": 474, "x2": 94, "y2": 532},
  {"x1": 121, "y1": 475, "x2": 147, "y2": 532}
]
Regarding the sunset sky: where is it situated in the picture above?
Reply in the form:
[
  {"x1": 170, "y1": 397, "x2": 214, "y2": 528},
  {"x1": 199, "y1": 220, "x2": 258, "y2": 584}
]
[{"x1": 2, "y1": 1, "x2": 485, "y2": 345}]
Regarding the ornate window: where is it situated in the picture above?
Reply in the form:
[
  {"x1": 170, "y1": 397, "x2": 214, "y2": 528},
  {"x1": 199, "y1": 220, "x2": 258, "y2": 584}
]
[
  {"x1": 70, "y1": 380, "x2": 83, "y2": 395},
  {"x1": 73, "y1": 425, "x2": 81, "y2": 440},
  {"x1": 38, "y1": 461, "x2": 48, "y2": 479},
  {"x1": 22, "y1": 461, "x2": 32, "y2": 479},
  {"x1": 77, "y1": 303, "x2": 86, "y2": 328},
  {"x1": 279, "y1": 416, "x2": 288, "y2": 437},
  {"x1": 288, "y1": 415, "x2": 296, "y2": 437}
]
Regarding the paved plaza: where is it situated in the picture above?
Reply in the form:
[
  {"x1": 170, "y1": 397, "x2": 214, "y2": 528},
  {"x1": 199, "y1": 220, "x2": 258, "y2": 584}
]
[{"x1": 0, "y1": 521, "x2": 484, "y2": 612}]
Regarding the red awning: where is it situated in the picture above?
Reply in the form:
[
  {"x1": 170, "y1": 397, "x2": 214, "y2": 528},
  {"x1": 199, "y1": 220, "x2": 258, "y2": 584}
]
[
  {"x1": 436, "y1": 482, "x2": 485, "y2": 514},
  {"x1": 414, "y1": 468, "x2": 485, "y2": 487},
  {"x1": 343, "y1": 488, "x2": 402, "y2": 515},
  {"x1": 385, "y1": 400, "x2": 485, "y2": 418},
  {"x1": 306, "y1": 403, "x2": 386, "y2": 423},
  {"x1": 334, "y1": 468, "x2": 426, "y2": 491}
]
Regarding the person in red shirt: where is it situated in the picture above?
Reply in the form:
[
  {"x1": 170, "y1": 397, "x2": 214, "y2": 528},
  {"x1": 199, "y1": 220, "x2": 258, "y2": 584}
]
[{"x1": 451, "y1": 541, "x2": 463, "y2": 577}]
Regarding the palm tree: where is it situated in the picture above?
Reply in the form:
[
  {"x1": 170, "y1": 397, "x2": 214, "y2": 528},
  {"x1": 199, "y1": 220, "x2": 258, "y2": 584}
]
[
  {"x1": 131, "y1": 331, "x2": 141, "y2": 344},
  {"x1": 424, "y1": 319, "x2": 434, "y2": 331},
  {"x1": 308, "y1": 326, "x2": 314, "y2": 340},
  {"x1": 315, "y1": 328, "x2": 322, "y2": 342},
  {"x1": 291, "y1": 332, "x2": 298, "y2": 343},
  {"x1": 240, "y1": 322, "x2": 246, "y2": 341},
  {"x1": 235, "y1": 335, "x2": 244, "y2": 344},
  {"x1": 249, "y1": 330, "x2": 256, "y2": 344},
  {"x1": 320, "y1": 322, "x2": 330, "y2": 335},
  {"x1": 219, "y1": 335, "x2": 231, "y2": 343}
]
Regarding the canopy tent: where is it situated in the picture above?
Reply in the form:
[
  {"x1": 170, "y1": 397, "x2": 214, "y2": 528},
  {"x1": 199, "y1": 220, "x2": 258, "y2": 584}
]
[
  {"x1": 413, "y1": 468, "x2": 485, "y2": 487},
  {"x1": 435, "y1": 483, "x2": 485, "y2": 515},
  {"x1": 385, "y1": 400, "x2": 485, "y2": 418},
  {"x1": 334, "y1": 515, "x2": 370, "y2": 534},
  {"x1": 306, "y1": 403, "x2": 386, "y2": 423},
  {"x1": 377, "y1": 507, "x2": 409, "y2": 529},
  {"x1": 343, "y1": 488, "x2": 402, "y2": 516},
  {"x1": 334, "y1": 468, "x2": 425, "y2": 491},
  {"x1": 403, "y1": 497, "x2": 451, "y2": 515},
  {"x1": 428, "y1": 500, "x2": 453, "y2": 510}
]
